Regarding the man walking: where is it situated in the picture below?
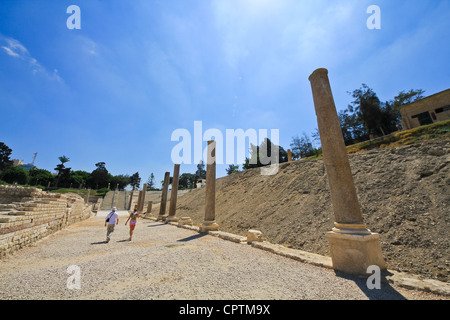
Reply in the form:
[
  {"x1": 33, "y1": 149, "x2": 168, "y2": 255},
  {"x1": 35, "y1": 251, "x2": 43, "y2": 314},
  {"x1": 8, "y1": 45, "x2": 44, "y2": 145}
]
[{"x1": 105, "y1": 207, "x2": 119, "y2": 243}]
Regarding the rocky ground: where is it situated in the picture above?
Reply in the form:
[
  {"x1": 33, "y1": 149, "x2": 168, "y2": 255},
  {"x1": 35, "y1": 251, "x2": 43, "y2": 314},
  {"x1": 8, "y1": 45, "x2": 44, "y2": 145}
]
[{"x1": 170, "y1": 139, "x2": 449, "y2": 282}]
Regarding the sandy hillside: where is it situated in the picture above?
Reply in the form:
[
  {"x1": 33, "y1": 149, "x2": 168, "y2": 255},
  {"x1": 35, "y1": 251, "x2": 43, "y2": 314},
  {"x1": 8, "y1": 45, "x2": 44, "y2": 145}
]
[{"x1": 155, "y1": 139, "x2": 449, "y2": 282}]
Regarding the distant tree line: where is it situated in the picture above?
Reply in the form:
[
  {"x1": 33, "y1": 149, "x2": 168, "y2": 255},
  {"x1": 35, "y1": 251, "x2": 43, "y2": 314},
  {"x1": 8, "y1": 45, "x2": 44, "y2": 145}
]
[{"x1": 0, "y1": 143, "x2": 141, "y2": 192}]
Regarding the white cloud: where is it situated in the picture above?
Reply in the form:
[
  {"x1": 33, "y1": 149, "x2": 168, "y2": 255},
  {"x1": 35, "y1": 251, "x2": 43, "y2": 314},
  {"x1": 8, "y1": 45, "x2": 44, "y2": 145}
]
[
  {"x1": 1, "y1": 46, "x2": 20, "y2": 58},
  {"x1": 1, "y1": 36, "x2": 63, "y2": 83}
]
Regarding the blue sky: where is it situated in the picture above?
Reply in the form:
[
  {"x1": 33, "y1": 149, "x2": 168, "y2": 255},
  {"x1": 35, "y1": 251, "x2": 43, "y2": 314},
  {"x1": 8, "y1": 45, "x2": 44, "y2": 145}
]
[{"x1": 1, "y1": 0, "x2": 449, "y2": 188}]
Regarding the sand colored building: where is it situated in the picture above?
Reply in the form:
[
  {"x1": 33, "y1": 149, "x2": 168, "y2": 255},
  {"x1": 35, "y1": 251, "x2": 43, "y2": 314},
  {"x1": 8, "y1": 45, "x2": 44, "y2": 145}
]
[{"x1": 399, "y1": 88, "x2": 450, "y2": 130}]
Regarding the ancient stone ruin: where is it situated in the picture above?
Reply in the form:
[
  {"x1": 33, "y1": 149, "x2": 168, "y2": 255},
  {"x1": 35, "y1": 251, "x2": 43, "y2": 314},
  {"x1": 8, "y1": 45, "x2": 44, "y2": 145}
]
[
  {"x1": 309, "y1": 68, "x2": 385, "y2": 274},
  {"x1": 0, "y1": 185, "x2": 95, "y2": 258}
]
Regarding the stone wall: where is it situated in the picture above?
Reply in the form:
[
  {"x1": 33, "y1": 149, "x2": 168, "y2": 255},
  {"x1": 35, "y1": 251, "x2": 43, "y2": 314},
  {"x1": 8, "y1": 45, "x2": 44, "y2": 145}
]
[{"x1": 0, "y1": 185, "x2": 95, "y2": 258}]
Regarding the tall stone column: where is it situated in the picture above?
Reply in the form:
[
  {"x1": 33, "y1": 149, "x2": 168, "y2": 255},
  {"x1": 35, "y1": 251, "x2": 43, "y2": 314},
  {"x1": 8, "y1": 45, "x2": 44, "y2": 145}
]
[
  {"x1": 157, "y1": 172, "x2": 170, "y2": 221},
  {"x1": 146, "y1": 201, "x2": 153, "y2": 214},
  {"x1": 111, "y1": 189, "x2": 116, "y2": 208},
  {"x1": 139, "y1": 184, "x2": 147, "y2": 213},
  {"x1": 136, "y1": 191, "x2": 143, "y2": 212},
  {"x1": 128, "y1": 187, "x2": 135, "y2": 210},
  {"x1": 167, "y1": 164, "x2": 181, "y2": 222},
  {"x1": 287, "y1": 149, "x2": 293, "y2": 162},
  {"x1": 200, "y1": 141, "x2": 219, "y2": 232},
  {"x1": 144, "y1": 201, "x2": 153, "y2": 219},
  {"x1": 85, "y1": 188, "x2": 91, "y2": 204},
  {"x1": 308, "y1": 68, "x2": 385, "y2": 274}
]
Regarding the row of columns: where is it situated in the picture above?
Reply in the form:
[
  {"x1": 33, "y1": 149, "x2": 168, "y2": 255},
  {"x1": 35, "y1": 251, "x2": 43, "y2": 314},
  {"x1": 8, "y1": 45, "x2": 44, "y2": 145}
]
[
  {"x1": 140, "y1": 68, "x2": 384, "y2": 275},
  {"x1": 145, "y1": 141, "x2": 219, "y2": 232}
]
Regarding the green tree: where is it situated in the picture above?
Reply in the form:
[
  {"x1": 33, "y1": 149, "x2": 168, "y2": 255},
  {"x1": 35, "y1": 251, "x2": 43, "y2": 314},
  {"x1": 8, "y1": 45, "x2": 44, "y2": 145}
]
[
  {"x1": 242, "y1": 138, "x2": 287, "y2": 170},
  {"x1": 0, "y1": 142, "x2": 13, "y2": 177},
  {"x1": 90, "y1": 162, "x2": 109, "y2": 189},
  {"x1": 146, "y1": 173, "x2": 155, "y2": 191},
  {"x1": 179, "y1": 173, "x2": 197, "y2": 189},
  {"x1": 108, "y1": 174, "x2": 130, "y2": 190},
  {"x1": 340, "y1": 86, "x2": 426, "y2": 144},
  {"x1": 226, "y1": 164, "x2": 239, "y2": 175},
  {"x1": 129, "y1": 172, "x2": 141, "y2": 190},
  {"x1": 387, "y1": 89, "x2": 425, "y2": 130},
  {"x1": 379, "y1": 102, "x2": 399, "y2": 135},
  {"x1": 349, "y1": 84, "x2": 384, "y2": 136},
  {"x1": 70, "y1": 170, "x2": 90, "y2": 188},
  {"x1": 2, "y1": 166, "x2": 29, "y2": 185},
  {"x1": 29, "y1": 168, "x2": 54, "y2": 186},
  {"x1": 195, "y1": 161, "x2": 206, "y2": 180},
  {"x1": 290, "y1": 133, "x2": 315, "y2": 159},
  {"x1": 390, "y1": 89, "x2": 425, "y2": 110},
  {"x1": 311, "y1": 128, "x2": 321, "y2": 148},
  {"x1": 338, "y1": 107, "x2": 368, "y2": 145},
  {"x1": 54, "y1": 156, "x2": 71, "y2": 188}
]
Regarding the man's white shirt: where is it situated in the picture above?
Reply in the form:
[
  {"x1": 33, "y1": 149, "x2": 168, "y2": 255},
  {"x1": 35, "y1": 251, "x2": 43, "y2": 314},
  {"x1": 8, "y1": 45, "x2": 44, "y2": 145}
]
[{"x1": 106, "y1": 212, "x2": 119, "y2": 225}]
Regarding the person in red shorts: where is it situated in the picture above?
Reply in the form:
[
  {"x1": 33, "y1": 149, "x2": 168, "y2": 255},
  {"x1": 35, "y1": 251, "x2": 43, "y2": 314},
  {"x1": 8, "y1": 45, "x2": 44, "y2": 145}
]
[{"x1": 125, "y1": 208, "x2": 139, "y2": 241}]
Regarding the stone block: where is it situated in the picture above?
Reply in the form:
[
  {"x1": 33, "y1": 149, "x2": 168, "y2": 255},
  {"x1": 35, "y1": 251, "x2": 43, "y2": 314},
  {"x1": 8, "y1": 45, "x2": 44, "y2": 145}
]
[
  {"x1": 246, "y1": 230, "x2": 263, "y2": 243},
  {"x1": 199, "y1": 220, "x2": 219, "y2": 233},
  {"x1": 178, "y1": 217, "x2": 193, "y2": 226},
  {"x1": 326, "y1": 231, "x2": 386, "y2": 275}
]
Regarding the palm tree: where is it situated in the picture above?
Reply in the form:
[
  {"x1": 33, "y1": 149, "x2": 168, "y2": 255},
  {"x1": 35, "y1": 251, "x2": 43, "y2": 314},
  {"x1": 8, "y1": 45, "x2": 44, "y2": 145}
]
[{"x1": 54, "y1": 155, "x2": 70, "y2": 188}]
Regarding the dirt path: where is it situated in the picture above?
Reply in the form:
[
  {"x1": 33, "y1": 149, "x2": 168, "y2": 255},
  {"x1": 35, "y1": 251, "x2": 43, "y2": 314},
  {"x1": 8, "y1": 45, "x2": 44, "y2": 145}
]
[{"x1": 0, "y1": 211, "x2": 445, "y2": 300}]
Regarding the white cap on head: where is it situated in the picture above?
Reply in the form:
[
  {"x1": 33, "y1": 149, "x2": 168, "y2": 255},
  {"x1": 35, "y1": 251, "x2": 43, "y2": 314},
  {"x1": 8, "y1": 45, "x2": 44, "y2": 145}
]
[{"x1": 112, "y1": 207, "x2": 117, "y2": 212}]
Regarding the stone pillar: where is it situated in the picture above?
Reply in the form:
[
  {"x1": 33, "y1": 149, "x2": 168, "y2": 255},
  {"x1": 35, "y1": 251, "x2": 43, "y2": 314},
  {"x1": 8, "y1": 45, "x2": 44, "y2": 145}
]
[
  {"x1": 308, "y1": 68, "x2": 385, "y2": 274},
  {"x1": 146, "y1": 201, "x2": 153, "y2": 214},
  {"x1": 112, "y1": 189, "x2": 117, "y2": 208},
  {"x1": 136, "y1": 190, "x2": 143, "y2": 213},
  {"x1": 200, "y1": 141, "x2": 219, "y2": 232},
  {"x1": 139, "y1": 184, "x2": 147, "y2": 213},
  {"x1": 157, "y1": 172, "x2": 170, "y2": 221},
  {"x1": 167, "y1": 164, "x2": 181, "y2": 222},
  {"x1": 128, "y1": 188, "x2": 134, "y2": 210},
  {"x1": 85, "y1": 188, "x2": 91, "y2": 204},
  {"x1": 287, "y1": 149, "x2": 293, "y2": 162}
]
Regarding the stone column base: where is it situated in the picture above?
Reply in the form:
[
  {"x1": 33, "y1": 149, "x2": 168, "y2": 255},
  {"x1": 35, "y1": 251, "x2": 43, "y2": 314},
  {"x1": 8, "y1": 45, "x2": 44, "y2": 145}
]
[
  {"x1": 156, "y1": 215, "x2": 167, "y2": 221},
  {"x1": 166, "y1": 216, "x2": 179, "y2": 223},
  {"x1": 178, "y1": 217, "x2": 193, "y2": 226},
  {"x1": 199, "y1": 220, "x2": 219, "y2": 233},
  {"x1": 327, "y1": 230, "x2": 386, "y2": 275}
]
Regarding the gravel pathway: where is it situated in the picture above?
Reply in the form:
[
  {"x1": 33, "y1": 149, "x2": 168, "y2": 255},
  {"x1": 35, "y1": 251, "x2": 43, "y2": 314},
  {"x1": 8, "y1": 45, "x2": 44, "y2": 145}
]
[{"x1": 0, "y1": 211, "x2": 443, "y2": 300}]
